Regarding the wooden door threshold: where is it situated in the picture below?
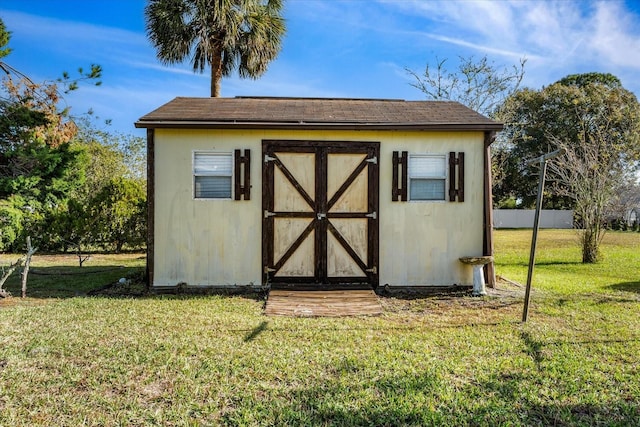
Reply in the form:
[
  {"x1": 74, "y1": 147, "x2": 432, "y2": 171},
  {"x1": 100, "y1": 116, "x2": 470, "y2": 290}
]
[{"x1": 269, "y1": 283, "x2": 374, "y2": 291}]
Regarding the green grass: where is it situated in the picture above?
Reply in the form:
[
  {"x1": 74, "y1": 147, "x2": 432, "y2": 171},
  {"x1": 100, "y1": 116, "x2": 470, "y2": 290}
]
[
  {"x1": 495, "y1": 229, "x2": 640, "y2": 294},
  {"x1": 0, "y1": 231, "x2": 639, "y2": 426}
]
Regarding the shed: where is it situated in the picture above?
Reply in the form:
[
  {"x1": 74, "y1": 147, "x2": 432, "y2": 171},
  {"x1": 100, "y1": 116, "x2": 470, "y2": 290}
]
[{"x1": 135, "y1": 97, "x2": 502, "y2": 292}]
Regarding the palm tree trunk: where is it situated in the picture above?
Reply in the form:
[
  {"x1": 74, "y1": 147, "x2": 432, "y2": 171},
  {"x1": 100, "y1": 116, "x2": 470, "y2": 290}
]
[{"x1": 210, "y1": 44, "x2": 224, "y2": 97}]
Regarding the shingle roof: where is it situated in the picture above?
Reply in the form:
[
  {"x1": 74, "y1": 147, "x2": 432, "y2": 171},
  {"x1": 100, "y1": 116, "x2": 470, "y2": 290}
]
[{"x1": 135, "y1": 97, "x2": 502, "y2": 131}]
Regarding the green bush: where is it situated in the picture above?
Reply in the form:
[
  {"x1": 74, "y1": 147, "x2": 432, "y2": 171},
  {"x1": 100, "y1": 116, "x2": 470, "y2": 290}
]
[{"x1": 0, "y1": 195, "x2": 25, "y2": 251}]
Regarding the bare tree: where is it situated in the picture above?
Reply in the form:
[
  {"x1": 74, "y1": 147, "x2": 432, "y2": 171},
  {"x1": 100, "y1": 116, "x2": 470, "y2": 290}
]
[
  {"x1": 607, "y1": 182, "x2": 640, "y2": 226},
  {"x1": 407, "y1": 55, "x2": 526, "y2": 117},
  {"x1": 0, "y1": 258, "x2": 21, "y2": 298},
  {"x1": 0, "y1": 236, "x2": 37, "y2": 298},
  {"x1": 547, "y1": 103, "x2": 640, "y2": 262},
  {"x1": 20, "y1": 236, "x2": 37, "y2": 298}
]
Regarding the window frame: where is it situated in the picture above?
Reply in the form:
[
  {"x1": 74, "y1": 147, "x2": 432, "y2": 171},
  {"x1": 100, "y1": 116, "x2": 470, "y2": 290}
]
[
  {"x1": 407, "y1": 153, "x2": 448, "y2": 202},
  {"x1": 192, "y1": 151, "x2": 234, "y2": 200}
]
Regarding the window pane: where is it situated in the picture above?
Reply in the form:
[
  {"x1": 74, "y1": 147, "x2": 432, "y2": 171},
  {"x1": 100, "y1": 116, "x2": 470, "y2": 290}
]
[
  {"x1": 194, "y1": 153, "x2": 232, "y2": 175},
  {"x1": 195, "y1": 176, "x2": 232, "y2": 199},
  {"x1": 193, "y1": 152, "x2": 232, "y2": 199},
  {"x1": 409, "y1": 155, "x2": 445, "y2": 178},
  {"x1": 410, "y1": 178, "x2": 445, "y2": 200}
]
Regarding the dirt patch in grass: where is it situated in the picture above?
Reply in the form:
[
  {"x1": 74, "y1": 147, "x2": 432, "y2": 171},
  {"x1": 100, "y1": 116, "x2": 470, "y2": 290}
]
[
  {"x1": 86, "y1": 272, "x2": 148, "y2": 297},
  {"x1": 381, "y1": 277, "x2": 526, "y2": 308},
  {"x1": 378, "y1": 280, "x2": 530, "y2": 328},
  {"x1": 0, "y1": 297, "x2": 57, "y2": 309}
]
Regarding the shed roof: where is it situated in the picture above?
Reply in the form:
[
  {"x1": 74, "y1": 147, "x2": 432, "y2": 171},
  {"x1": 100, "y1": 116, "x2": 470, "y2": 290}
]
[{"x1": 135, "y1": 96, "x2": 503, "y2": 131}]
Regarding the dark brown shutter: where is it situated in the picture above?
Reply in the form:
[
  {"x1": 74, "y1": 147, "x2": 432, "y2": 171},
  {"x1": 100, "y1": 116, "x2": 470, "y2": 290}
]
[
  {"x1": 234, "y1": 149, "x2": 251, "y2": 200},
  {"x1": 392, "y1": 151, "x2": 400, "y2": 201},
  {"x1": 392, "y1": 151, "x2": 408, "y2": 201},
  {"x1": 458, "y1": 152, "x2": 464, "y2": 202},
  {"x1": 448, "y1": 152, "x2": 464, "y2": 202}
]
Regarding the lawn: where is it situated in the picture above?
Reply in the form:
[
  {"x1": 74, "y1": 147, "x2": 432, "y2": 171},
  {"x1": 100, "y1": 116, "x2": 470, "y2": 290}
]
[{"x1": 0, "y1": 230, "x2": 638, "y2": 426}]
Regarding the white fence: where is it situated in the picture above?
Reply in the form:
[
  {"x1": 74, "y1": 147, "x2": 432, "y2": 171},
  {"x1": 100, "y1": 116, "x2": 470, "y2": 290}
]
[{"x1": 493, "y1": 210, "x2": 574, "y2": 229}]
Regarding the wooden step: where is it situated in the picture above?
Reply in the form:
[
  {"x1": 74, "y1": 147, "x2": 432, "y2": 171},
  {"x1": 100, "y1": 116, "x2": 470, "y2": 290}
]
[{"x1": 264, "y1": 289, "x2": 383, "y2": 317}]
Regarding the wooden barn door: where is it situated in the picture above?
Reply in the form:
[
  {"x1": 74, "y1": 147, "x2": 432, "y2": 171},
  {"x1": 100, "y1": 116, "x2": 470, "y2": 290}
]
[{"x1": 263, "y1": 140, "x2": 379, "y2": 289}]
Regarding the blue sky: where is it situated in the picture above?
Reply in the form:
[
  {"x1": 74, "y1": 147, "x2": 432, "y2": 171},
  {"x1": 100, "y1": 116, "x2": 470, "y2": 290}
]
[{"x1": 1, "y1": 0, "x2": 640, "y2": 136}]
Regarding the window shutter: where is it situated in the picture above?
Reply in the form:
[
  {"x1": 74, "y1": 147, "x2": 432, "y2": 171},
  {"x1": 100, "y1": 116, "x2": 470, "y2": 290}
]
[
  {"x1": 458, "y1": 152, "x2": 464, "y2": 202},
  {"x1": 234, "y1": 149, "x2": 251, "y2": 200},
  {"x1": 448, "y1": 152, "x2": 464, "y2": 202},
  {"x1": 392, "y1": 151, "x2": 408, "y2": 201}
]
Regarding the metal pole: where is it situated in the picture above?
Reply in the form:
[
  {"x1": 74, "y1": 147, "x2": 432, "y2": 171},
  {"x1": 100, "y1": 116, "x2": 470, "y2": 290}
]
[
  {"x1": 522, "y1": 148, "x2": 565, "y2": 323},
  {"x1": 522, "y1": 160, "x2": 546, "y2": 322}
]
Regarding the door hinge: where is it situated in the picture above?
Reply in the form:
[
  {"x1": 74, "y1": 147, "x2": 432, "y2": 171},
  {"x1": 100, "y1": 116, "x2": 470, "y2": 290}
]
[
  {"x1": 366, "y1": 156, "x2": 377, "y2": 164},
  {"x1": 365, "y1": 266, "x2": 377, "y2": 274},
  {"x1": 365, "y1": 212, "x2": 377, "y2": 220},
  {"x1": 264, "y1": 210, "x2": 276, "y2": 218},
  {"x1": 264, "y1": 154, "x2": 276, "y2": 163},
  {"x1": 264, "y1": 266, "x2": 276, "y2": 274}
]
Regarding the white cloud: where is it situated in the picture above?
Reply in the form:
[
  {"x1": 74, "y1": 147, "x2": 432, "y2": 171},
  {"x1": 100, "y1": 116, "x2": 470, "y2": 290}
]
[
  {"x1": 589, "y1": 1, "x2": 640, "y2": 68},
  {"x1": 376, "y1": 0, "x2": 640, "y2": 92},
  {"x1": 126, "y1": 60, "x2": 210, "y2": 77},
  {"x1": 424, "y1": 33, "x2": 538, "y2": 61},
  {"x1": 2, "y1": 10, "x2": 147, "y2": 50}
]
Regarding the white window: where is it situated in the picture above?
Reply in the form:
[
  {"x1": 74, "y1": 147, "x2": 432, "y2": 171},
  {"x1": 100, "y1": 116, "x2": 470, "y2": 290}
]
[
  {"x1": 409, "y1": 154, "x2": 446, "y2": 201},
  {"x1": 193, "y1": 152, "x2": 232, "y2": 199}
]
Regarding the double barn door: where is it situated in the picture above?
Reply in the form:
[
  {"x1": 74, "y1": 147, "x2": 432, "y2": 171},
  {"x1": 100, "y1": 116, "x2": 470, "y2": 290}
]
[{"x1": 262, "y1": 141, "x2": 379, "y2": 289}]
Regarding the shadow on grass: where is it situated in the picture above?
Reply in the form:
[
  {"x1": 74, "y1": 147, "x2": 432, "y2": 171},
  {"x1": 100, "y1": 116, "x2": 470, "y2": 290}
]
[
  {"x1": 521, "y1": 331, "x2": 544, "y2": 370},
  {"x1": 534, "y1": 260, "x2": 584, "y2": 266},
  {"x1": 218, "y1": 326, "x2": 639, "y2": 424},
  {"x1": 243, "y1": 321, "x2": 268, "y2": 342},
  {"x1": 498, "y1": 260, "x2": 584, "y2": 268},
  {"x1": 1, "y1": 265, "x2": 144, "y2": 299},
  {"x1": 473, "y1": 374, "x2": 638, "y2": 426},
  {"x1": 1, "y1": 264, "x2": 268, "y2": 302},
  {"x1": 608, "y1": 281, "x2": 640, "y2": 294},
  {"x1": 218, "y1": 367, "x2": 639, "y2": 426}
]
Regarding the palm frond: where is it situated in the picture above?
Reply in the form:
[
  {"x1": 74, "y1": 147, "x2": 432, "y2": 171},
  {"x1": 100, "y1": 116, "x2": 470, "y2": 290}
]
[{"x1": 145, "y1": 0, "x2": 285, "y2": 95}]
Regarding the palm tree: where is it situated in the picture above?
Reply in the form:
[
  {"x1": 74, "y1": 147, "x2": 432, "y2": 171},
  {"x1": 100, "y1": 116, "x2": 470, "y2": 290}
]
[{"x1": 145, "y1": 0, "x2": 286, "y2": 97}]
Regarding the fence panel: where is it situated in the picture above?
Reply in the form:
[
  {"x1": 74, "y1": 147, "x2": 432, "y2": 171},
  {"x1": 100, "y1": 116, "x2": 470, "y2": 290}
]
[{"x1": 493, "y1": 210, "x2": 574, "y2": 229}]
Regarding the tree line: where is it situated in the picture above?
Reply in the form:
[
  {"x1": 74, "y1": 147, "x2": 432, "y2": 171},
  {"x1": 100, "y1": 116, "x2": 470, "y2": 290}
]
[{"x1": 0, "y1": 18, "x2": 146, "y2": 255}]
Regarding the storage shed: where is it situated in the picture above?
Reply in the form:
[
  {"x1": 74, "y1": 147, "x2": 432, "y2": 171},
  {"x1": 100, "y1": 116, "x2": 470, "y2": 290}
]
[{"x1": 135, "y1": 97, "x2": 502, "y2": 292}]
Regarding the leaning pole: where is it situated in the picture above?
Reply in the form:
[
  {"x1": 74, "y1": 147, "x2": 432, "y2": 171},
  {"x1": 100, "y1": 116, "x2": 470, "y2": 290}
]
[{"x1": 522, "y1": 148, "x2": 565, "y2": 323}]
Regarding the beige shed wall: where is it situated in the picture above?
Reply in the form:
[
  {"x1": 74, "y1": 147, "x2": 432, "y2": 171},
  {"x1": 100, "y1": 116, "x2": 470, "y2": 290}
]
[
  {"x1": 153, "y1": 129, "x2": 262, "y2": 287},
  {"x1": 153, "y1": 129, "x2": 486, "y2": 288},
  {"x1": 377, "y1": 132, "x2": 484, "y2": 286}
]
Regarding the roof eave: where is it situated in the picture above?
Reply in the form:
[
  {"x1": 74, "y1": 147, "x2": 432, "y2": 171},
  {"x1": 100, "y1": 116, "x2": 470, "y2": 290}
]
[{"x1": 134, "y1": 120, "x2": 504, "y2": 132}]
